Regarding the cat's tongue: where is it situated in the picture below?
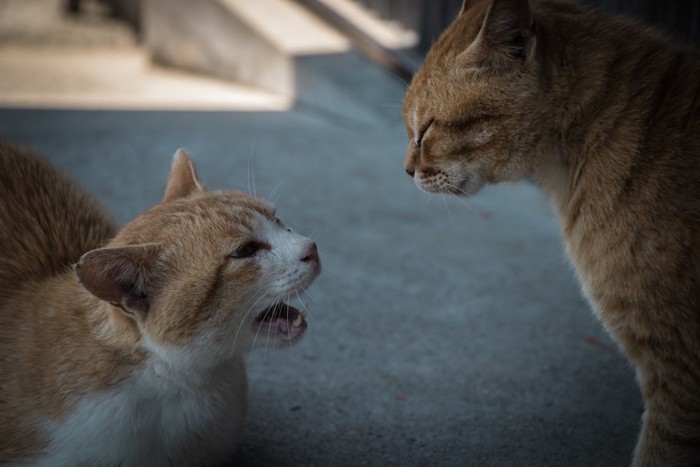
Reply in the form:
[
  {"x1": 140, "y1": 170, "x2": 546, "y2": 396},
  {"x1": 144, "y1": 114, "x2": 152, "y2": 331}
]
[{"x1": 255, "y1": 302, "x2": 307, "y2": 341}]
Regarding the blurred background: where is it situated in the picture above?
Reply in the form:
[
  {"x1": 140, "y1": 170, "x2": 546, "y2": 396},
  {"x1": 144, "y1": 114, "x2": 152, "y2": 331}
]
[
  {"x1": 0, "y1": 1, "x2": 696, "y2": 466},
  {"x1": 0, "y1": 0, "x2": 697, "y2": 112}
]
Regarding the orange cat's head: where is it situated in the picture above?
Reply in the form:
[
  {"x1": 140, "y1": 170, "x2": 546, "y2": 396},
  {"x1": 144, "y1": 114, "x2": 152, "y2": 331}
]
[
  {"x1": 403, "y1": 0, "x2": 557, "y2": 195},
  {"x1": 76, "y1": 150, "x2": 320, "y2": 362}
]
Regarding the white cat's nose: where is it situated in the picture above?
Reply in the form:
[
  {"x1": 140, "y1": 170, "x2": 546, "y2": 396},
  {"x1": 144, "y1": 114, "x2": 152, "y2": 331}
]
[{"x1": 300, "y1": 242, "x2": 318, "y2": 263}]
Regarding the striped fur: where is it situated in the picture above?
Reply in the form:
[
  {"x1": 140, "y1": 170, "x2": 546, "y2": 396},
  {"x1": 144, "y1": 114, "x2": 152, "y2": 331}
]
[{"x1": 403, "y1": 0, "x2": 700, "y2": 465}]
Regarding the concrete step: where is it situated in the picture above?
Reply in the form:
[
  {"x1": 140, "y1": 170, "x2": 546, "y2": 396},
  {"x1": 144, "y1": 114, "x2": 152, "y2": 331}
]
[{"x1": 142, "y1": 0, "x2": 407, "y2": 122}]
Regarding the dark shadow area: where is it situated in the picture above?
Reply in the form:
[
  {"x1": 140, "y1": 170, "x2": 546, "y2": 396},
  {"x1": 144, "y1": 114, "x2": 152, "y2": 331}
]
[
  {"x1": 378, "y1": 0, "x2": 699, "y2": 56},
  {"x1": 582, "y1": 0, "x2": 700, "y2": 44}
]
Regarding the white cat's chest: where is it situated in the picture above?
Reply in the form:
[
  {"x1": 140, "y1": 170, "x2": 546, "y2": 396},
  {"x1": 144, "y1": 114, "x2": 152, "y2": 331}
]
[{"x1": 35, "y1": 357, "x2": 247, "y2": 467}]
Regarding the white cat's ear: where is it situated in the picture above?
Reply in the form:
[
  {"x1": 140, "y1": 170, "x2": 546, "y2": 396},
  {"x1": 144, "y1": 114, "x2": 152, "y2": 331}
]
[
  {"x1": 76, "y1": 244, "x2": 162, "y2": 319},
  {"x1": 163, "y1": 149, "x2": 204, "y2": 202},
  {"x1": 458, "y1": 0, "x2": 536, "y2": 72}
]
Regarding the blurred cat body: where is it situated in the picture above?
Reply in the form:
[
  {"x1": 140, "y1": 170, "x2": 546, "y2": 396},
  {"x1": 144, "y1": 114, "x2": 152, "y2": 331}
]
[
  {"x1": 403, "y1": 0, "x2": 700, "y2": 465},
  {"x1": 0, "y1": 143, "x2": 319, "y2": 466}
]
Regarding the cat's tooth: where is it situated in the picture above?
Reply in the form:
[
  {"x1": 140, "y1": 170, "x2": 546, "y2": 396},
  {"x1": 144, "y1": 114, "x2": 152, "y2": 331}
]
[{"x1": 292, "y1": 314, "x2": 304, "y2": 327}]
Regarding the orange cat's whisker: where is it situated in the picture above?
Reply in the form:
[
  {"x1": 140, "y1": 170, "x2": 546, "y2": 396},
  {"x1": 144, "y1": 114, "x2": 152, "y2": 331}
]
[
  {"x1": 440, "y1": 193, "x2": 454, "y2": 222},
  {"x1": 444, "y1": 184, "x2": 478, "y2": 214}
]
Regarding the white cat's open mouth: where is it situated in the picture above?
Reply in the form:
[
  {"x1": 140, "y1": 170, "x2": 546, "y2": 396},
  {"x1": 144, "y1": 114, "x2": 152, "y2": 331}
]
[{"x1": 253, "y1": 302, "x2": 307, "y2": 343}]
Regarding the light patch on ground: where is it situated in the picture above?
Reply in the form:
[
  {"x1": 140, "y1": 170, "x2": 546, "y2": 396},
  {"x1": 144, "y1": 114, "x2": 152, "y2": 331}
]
[{"x1": 0, "y1": 47, "x2": 292, "y2": 111}]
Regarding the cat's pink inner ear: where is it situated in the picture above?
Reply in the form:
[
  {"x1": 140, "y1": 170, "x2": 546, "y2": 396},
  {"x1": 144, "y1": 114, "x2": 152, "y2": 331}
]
[
  {"x1": 163, "y1": 149, "x2": 204, "y2": 202},
  {"x1": 76, "y1": 244, "x2": 161, "y2": 319}
]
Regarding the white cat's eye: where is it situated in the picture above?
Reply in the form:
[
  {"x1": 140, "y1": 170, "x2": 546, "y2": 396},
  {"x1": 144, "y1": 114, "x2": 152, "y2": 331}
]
[{"x1": 230, "y1": 242, "x2": 260, "y2": 259}]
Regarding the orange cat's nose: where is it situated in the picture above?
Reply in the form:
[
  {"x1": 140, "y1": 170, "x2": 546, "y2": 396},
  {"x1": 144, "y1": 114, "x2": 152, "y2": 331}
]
[{"x1": 405, "y1": 150, "x2": 417, "y2": 177}]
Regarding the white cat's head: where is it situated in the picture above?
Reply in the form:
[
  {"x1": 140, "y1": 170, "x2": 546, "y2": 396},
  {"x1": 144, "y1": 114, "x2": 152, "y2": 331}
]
[{"x1": 76, "y1": 150, "x2": 320, "y2": 364}]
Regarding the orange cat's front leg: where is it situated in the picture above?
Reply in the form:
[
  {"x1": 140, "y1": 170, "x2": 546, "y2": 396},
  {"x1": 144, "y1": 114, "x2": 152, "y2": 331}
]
[
  {"x1": 633, "y1": 367, "x2": 700, "y2": 467},
  {"x1": 634, "y1": 410, "x2": 700, "y2": 467}
]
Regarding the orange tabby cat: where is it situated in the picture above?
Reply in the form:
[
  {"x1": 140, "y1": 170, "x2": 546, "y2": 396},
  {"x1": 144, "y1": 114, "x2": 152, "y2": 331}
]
[
  {"x1": 0, "y1": 142, "x2": 320, "y2": 465},
  {"x1": 403, "y1": 0, "x2": 700, "y2": 465}
]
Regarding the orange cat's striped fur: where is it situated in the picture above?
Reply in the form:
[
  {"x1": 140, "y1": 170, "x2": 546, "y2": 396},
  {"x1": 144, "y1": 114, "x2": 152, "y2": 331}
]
[
  {"x1": 403, "y1": 0, "x2": 700, "y2": 465},
  {"x1": 0, "y1": 143, "x2": 320, "y2": 465}
]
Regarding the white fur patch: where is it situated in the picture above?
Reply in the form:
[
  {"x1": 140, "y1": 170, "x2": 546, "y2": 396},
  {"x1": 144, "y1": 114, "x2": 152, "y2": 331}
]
[
  {"x1": 34, "y1": 357, "x2": 247, "y2": 467},
  {"x1": 255, "y1": 214, "x2": 318, "y2": 300}
]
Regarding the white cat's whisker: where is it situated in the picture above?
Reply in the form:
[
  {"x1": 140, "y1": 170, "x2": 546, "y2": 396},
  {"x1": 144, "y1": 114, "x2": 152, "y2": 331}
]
[
  {"x1": 286, "y1": 292, "x2": 296, "y2": 347},
  {"x1": 234, "y1": 291, "x2": 268, "y2": 352},
  {"x1": 232, "y1": 288, "x2": 269, "y2": 354},
  {"x1": 258, "y1": 304, "x2": 276, "y2": 366},
  {"x1": 248, "y1": 293, "x2": 275, "y2": 366},
  {"x1": 301, "y1": 287, "x2": 318, "y2": 304},
  {"x1": 261, "y1": 297, "x2": 279, "y2": 363},
  {"x1": 267, "y1": 177, "x2": 289, "y2": 205},
  {"x1": 295, "y1": 291, "x2": 310, "y2": 315},
  {"x1": 308, "y1": 227, "x2": 327, "y2": 242}
]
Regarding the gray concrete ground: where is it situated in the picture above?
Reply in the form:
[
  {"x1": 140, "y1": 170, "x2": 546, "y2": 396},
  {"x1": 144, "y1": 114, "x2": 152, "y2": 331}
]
[{"x1": 0, "y1": 2, "x2": 641, "y2": 466}]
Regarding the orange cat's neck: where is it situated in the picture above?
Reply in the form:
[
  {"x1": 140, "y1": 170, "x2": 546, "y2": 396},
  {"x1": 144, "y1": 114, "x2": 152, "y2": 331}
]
[{"x1": 531, "y1": 4, "x2": 699, "y2": 215}]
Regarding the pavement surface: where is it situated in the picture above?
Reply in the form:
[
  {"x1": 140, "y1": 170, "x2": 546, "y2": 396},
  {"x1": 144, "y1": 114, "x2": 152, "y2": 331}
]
[{"x1": 0, "y1": 2, "x2": 641, "y2": 466}]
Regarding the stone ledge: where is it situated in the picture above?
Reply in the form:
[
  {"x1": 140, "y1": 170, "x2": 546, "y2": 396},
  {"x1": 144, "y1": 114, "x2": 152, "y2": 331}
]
[{"x1": 142, "y1": 0, "x2": 405, "y2": 122}]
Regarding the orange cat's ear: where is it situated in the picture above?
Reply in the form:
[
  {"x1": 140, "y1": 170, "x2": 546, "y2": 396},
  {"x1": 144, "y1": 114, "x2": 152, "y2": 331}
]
[
  {"x1": 458, "y1": 0, "x2": 536, "y2": 72},
  {"x1": 163, "y1": 149, "x2": 204, "y2": 202},
  {"x1": 459, "y1": 0, "x2": 480, "y2": 14},
  {"x1": 76, "y1": 244, "x2": 162, "y2": 319}
]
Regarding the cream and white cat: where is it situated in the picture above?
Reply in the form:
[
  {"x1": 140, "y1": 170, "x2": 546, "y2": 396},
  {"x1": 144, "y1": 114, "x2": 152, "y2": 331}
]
[{"x1": 0, "y1": 142, "x2": 320, "y2": 466}]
